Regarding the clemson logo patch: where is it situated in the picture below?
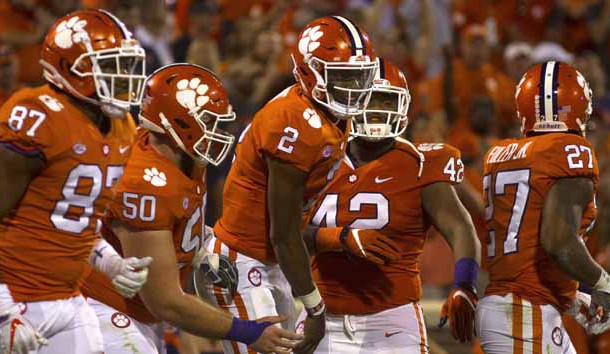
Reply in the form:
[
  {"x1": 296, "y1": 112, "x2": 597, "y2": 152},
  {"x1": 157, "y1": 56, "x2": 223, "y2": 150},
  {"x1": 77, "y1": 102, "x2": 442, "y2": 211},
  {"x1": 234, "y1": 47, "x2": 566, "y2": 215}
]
[
  {"x1": 143, "y1": 167, "x2": 167, "y2": 187},
  {"x1": 54, "y1": 16, "x2": 88, "y2": 49},
  {"x1": 111, "y1": 312, "x2": 131, "y2": 329},
  {"x1": 303, "y1": 108, "x2": 321, "y2": 129},
  {"x1": 247, "y1": 268, "x2": 262, "y2": 287}
]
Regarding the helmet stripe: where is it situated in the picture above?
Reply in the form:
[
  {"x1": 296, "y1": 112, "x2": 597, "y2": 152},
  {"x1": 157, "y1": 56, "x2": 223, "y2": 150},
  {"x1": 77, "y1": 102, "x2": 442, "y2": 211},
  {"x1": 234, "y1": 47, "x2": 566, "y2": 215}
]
[
  {"x1": 342, "y1": 17, "x2": 367, "y2": 56},
  {"x1": 332, "y1": 16, "x2": 364, "y2": 56},
  {"x1": 551, "y1": 62, "x2": 560, "y2": 120},
  {"x1": 542, "y1": 61, "x2": 556, "y2": 122},
  {"x1": 378, "y1": 57, "x2": 386, "y2": 79}
]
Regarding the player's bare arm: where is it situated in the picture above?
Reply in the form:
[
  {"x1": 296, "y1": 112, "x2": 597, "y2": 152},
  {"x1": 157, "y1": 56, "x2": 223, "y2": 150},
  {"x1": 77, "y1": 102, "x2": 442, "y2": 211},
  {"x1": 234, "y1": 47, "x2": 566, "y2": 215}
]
[
  {"x1": 422, "y1": 182, "x2": 481, "y2": 262},
  {"x1": 541, "y1": 178, "x2": 607, "y2": 292},
  {"x1": 422, "y1": 181, "x2": 480, "y2": 343},
  {"x1": 266, "y1": 156, "x2": 325, "y2": 354},
  {"x1": 114, "y1": 222, "x2": 302, "y2": 354},
  {"x1": 0, "y1": 145, "x2": 43, "y2": 219}
]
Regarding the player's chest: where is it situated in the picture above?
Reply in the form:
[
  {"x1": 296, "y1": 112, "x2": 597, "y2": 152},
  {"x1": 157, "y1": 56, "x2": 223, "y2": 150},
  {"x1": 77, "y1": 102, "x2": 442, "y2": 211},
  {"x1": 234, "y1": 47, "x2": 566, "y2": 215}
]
[
  {"x1": 41, "y1": 137, "x2": 130, "y2": 204},
  {"x1": 309, "y1": 162, "x2": 424, "y2": 232}
]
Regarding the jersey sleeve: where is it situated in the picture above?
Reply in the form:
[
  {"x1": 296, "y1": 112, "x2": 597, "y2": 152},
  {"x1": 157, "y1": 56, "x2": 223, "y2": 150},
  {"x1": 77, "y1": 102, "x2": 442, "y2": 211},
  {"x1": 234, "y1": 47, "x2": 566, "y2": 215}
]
[
  {"x1": 107, "y1": 168, "x2": 181, "y2": 231},
  {"x1": 0, "y1": 93, "x2": 63, "y2": 161},
  {"x1": 417, "y1": 143, "x2": 464, "y2": 186},
  {"x1": 537, "y1": 134, "x2": 599, "y2": 183},
  {"x1": 255, "y1": 102, "x2": 322, "y2": 173}
]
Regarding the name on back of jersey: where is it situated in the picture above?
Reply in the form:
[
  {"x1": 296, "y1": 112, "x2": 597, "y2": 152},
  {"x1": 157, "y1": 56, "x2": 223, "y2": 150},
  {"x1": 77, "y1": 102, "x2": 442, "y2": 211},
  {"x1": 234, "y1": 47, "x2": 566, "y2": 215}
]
[{"x1": 487, "y1": 142, "x2": 532, "y2": 164}]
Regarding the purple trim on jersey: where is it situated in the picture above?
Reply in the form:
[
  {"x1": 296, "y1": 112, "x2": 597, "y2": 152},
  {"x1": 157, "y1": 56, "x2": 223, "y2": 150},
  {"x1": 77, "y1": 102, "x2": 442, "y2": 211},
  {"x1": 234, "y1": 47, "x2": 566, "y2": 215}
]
[{"x1": 0, "y1": 141, "x2": 46, "y2": 161}]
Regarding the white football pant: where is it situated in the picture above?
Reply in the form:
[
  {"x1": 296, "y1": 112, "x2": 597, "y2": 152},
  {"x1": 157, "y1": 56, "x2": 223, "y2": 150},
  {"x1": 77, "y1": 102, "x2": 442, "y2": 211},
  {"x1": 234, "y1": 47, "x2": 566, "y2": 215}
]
[
  {"x1": 295, "y1": 302, "x2": 429, "y2": 354},
  {"x1": 476, "y1": 293, "x2": 576, "y2": 354},
  {"x1": 0, "y1": 284, "x2": 103, "y2": 354},
  {"x1": 86, "y1": 298, "x2": 164, "y2": 354},
  {"x1": 203, "y1": 234, "x2": 296, "y2": 354}
]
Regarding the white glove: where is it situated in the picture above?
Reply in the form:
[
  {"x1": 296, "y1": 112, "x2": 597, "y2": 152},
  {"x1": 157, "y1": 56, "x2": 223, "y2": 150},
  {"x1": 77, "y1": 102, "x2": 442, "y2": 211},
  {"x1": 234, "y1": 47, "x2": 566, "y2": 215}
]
[
  {"x1": 108, "y1": 256, "x2": 153, "y2": 298},
  {"x1": 89, "y1": 239, "x2": 153, "y2": 298},
  {"x1": 0, "y1": 310, "x2": 47, "y2": 354},
  {"x1": 567, "y1": 291, "x2": 610, "y2": 335}
]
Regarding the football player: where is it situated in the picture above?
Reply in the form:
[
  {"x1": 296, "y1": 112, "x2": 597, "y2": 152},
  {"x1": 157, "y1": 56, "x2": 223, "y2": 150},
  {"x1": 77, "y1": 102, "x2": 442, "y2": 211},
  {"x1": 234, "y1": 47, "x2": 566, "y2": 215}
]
[
  {"x1": 476, "y1": 61, "x2": 610, "y2": 353},
  {"x1": 80, "y1": 63, "x2": 302, "y2": 354},
  {"x1": 300, "y1": 58, "x2": 481, "y2": 353},
  {"x1": 204, "y1": 16, "x2": 378, "y2": 354},
  {"x1": 0, "y1": 9, "x2": 151, "y2": 354}
]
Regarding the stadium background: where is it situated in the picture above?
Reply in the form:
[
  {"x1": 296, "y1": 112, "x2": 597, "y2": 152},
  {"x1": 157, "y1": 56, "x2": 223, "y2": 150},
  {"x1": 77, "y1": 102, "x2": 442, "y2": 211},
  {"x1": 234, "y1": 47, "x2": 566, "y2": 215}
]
[{"x1": 2, "y1": 0, "x2": 610, "y2": 353}]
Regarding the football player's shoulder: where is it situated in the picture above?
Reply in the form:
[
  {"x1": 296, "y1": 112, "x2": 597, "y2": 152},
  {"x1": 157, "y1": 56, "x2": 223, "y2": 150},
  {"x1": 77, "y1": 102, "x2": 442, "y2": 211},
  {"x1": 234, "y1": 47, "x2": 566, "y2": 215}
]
[
  {"x1": 532, "y1": 133, "x2": 598, "y2": 179},
  {"x1": 531, "y1": 132, "x2": 592, "y2": 155},
  {"x1": 119, "y1": 151, "x2": 180, "y2": 199},
  {"x1": 254, "y1": 84, "x2": 326, "y2": 132},
  {"x1": 395, "y1": 139, "x2": 463, "y2": 184},
  {"x1": 0, "y1": 85, "x2": 72, "y2": 157},
  {"x1": 415, "y1": 141, "x2": 461, "y2": 162}
]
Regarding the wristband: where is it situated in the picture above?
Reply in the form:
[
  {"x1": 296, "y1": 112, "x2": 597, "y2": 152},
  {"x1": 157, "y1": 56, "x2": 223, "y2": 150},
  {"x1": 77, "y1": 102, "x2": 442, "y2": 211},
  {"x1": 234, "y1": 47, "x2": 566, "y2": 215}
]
[
  {"x1": 299, "y1": 287, "x2": 325, "y2": 316},
  {"x1": 89, "y1": 238, "x2": 121, "y2": 276},
  {"x1": 453, "y1": 258, "x2": 479, "y2": 293},
  {"x1": 594, "y1": 270, "x2": 610, "y2": 293},
  {"x1": 224, "y1": 317, "x2": 272, "y2": 345}
]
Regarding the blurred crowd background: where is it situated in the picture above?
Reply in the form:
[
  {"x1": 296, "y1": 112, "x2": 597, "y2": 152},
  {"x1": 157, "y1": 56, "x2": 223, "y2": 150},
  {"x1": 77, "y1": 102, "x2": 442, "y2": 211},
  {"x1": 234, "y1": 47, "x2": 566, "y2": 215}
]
[{"x1": 3, "y1": 0, "x2": 610, "y2": 353}]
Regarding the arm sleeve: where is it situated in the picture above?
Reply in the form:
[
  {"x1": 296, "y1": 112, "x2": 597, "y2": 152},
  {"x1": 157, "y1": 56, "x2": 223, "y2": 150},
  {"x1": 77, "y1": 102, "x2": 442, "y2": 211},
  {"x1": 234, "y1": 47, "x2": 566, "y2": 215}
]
[
  {"x1": 255, "y1": 104, "x2": 321, "y2": 173},
  {"x1": 418, "y1": 143, "x2": 463, "y2": 187},
  {"x1": 0, "y1": 97, "x2": 63, "y2": 161}
]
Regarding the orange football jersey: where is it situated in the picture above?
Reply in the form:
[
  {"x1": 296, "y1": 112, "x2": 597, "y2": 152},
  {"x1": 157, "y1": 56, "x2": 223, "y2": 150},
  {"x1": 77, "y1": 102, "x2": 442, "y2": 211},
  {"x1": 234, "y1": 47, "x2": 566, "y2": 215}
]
[
  {"x1": 483, "y1": 133, "x2": 598, "y2": 312},
  {"x1": 81, "y1": 131, "x2": 206, "y2": 323},
  {"x1": 308, "y1": 140, "x2": 463, "y2": 315},
  {"x1": 214, "y1": 85, "x2": 348, "y2": 264},
  {"x1": 0, "y1": 85, "x2": 133, "y2": 302}
]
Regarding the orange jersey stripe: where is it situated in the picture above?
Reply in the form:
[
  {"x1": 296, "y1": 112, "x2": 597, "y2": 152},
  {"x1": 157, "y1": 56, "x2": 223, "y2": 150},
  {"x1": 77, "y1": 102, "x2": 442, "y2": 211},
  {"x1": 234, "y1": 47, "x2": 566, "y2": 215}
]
[{"x1": 512, "y1": 295, "x2": 523, "y2": 354}]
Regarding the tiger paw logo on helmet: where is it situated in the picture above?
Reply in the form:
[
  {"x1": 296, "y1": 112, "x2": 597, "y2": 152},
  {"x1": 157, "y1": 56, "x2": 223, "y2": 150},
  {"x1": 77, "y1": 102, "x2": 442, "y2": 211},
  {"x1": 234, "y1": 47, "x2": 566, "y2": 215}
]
[
  {"x1": 176, "y1": 78, "x2": 210, "y2": 111},
  {"x1": 298, "y1": 25, "x2": 323, "y2": 62},
  {"x1": 54, "y1": 16, "x2": 88, "y2": 49}
]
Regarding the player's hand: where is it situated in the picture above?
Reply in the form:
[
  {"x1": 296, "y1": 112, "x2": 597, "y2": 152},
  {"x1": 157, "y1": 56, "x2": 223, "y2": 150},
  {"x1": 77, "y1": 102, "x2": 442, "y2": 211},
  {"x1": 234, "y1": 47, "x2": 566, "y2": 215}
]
[
  {"x1": 568, "y1": 290, "x2": 610, "y2": 334},
  {"x1": 109, "y1": 256, "x2": 153, "y2": 298},
  {"x1": 0, "y1": 312, "x2": 47, "y2": 354},
  {"x1": 294, "y1": 313, "x2": 325, "y2": 354},
  {"x1": 193, "y1": 249, "x2": 239, "y2": 295},
  {"x1": 342, "y1": 229, "x2": 401, "y2": 265},
  {"x1": 438, "y1": 287, "x2": 478, "y2": 343},
  {"x1": 250, "y1": 316, "x2": 303, "y2": 354}
]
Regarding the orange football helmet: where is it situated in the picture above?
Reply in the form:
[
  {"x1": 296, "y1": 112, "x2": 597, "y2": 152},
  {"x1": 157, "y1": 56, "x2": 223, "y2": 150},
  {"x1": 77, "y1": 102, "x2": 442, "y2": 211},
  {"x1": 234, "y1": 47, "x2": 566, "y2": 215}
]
[
  {"x1": 139, "y1": 64, "x2": 236, "y2": 166},
  {"x1": 516, "y1": 61, "x2": 593, "y2": 136},
  {"x1": 291, "y1": 16, "x2": 377, "y2": 118},
  {"x1": 351, "y1": 58, "x2": 411, "y2": 140},
  {"x1": 40, "y1": 9, "x2": 146, "y2": 115}
]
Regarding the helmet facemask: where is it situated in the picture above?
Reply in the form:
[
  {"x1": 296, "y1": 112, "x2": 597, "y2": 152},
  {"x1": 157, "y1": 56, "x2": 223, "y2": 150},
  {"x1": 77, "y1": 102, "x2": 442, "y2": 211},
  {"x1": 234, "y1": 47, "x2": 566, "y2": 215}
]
[
  {"x1": 193, "y1": 109, "x2": 236, "y2": 166},
  {"x1": 72, "y1": 39, "x2": 146, "y2": 116},
  {"x1": 307, "y1": 56, "x2": 377, "y2": 118},
  {"x1": 351, "y1": 80, "x2": 410, "y2": 140}
]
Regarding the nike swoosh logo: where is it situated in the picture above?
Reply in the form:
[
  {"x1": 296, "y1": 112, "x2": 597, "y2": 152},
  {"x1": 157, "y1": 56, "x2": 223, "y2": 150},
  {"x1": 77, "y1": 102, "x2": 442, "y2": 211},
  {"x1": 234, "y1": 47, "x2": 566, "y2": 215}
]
[
  {"x1": 375, "y1": 176, "x2": 393, "y2": 184},
  {"x1": 119, "y1": 145, "x2": 130, "y2": 154},
  {"x1": 385, "y1": 330, "x2": 403, "y2": 338}
]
